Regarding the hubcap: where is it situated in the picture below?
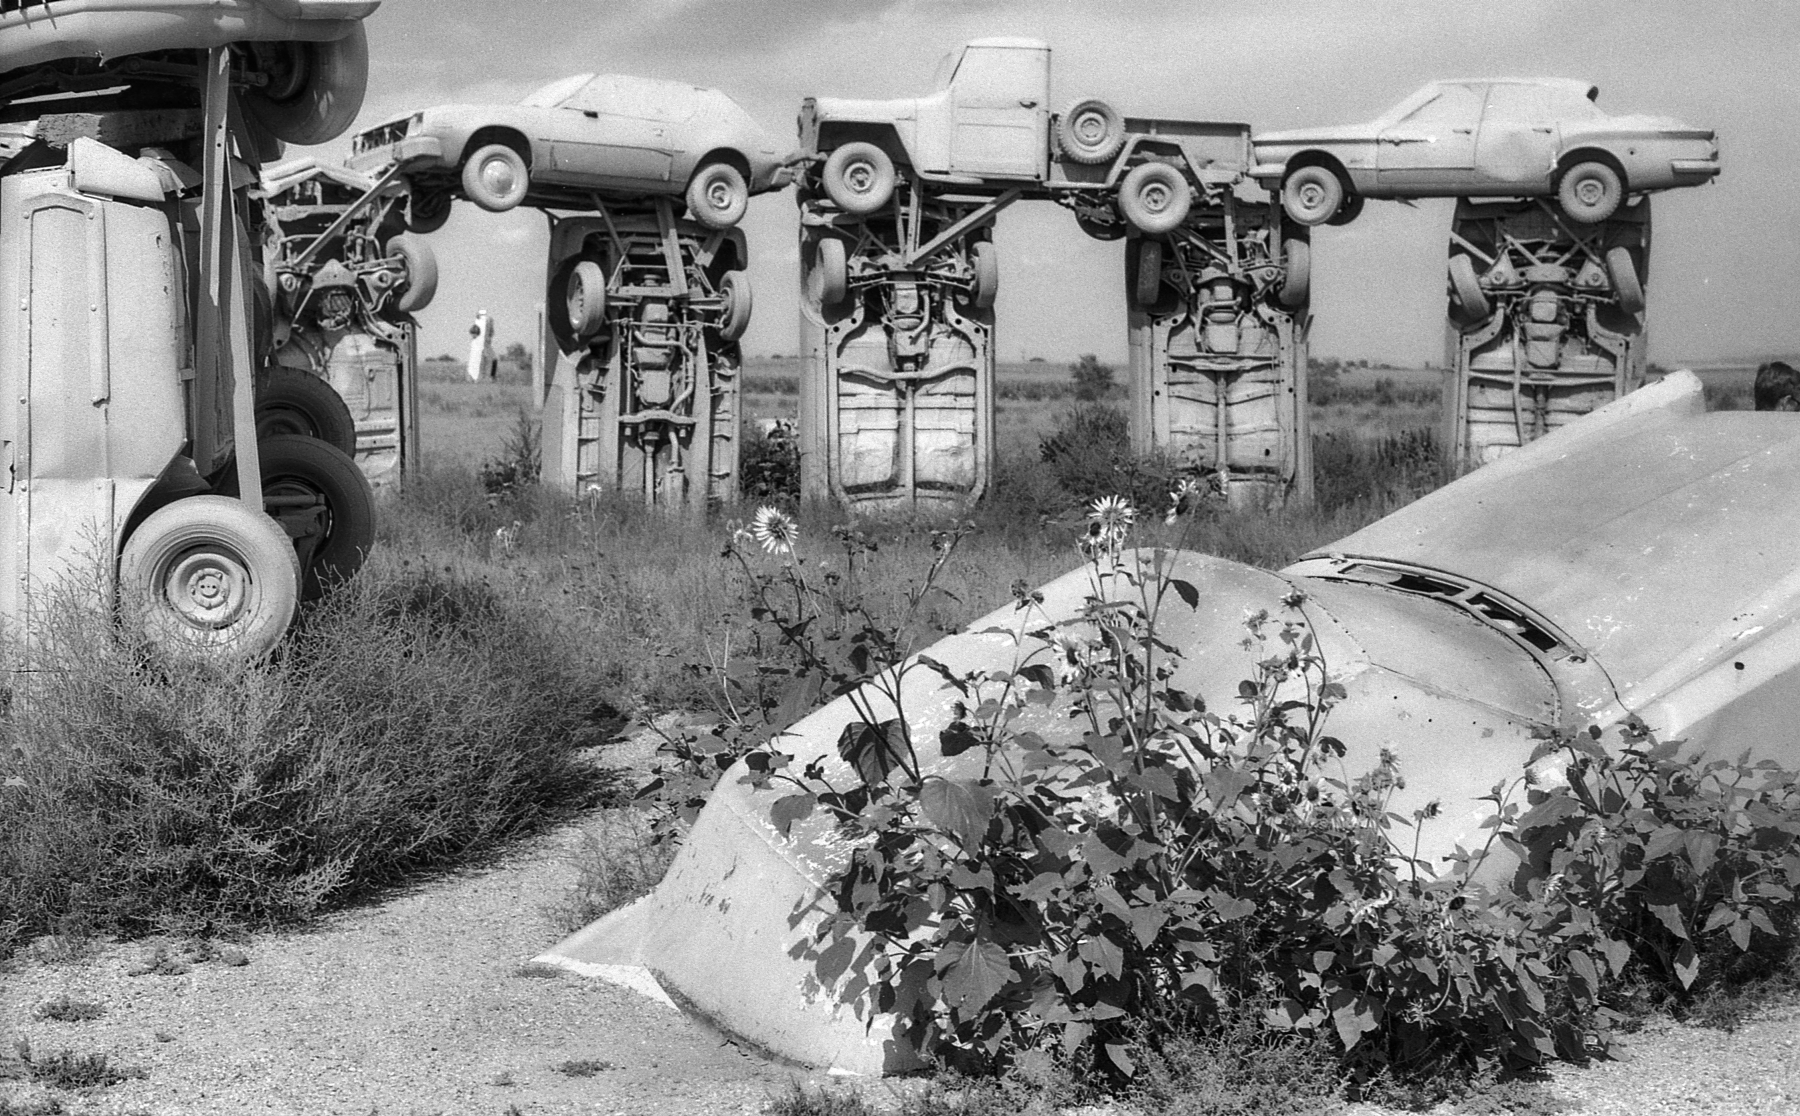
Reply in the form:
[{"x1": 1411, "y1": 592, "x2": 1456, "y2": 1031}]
[
  {"x1": 705, "y1": 179, "x2": 734, "y2": 209},
  {"x1": 480, "y1": 158, "x2": 519, "y2": 197},
  {"x1": 845, "y1": 160, "x2": 876, "y2": 194},
  {"x1": 1574, "y1": 178, "x2": 1604, "y2": 204},
  {"x1": 165, "y1": 548, "x2": 250, "y2": 630},
  {"x1": 1140, "y1": 183, "x2": 1172, "y2": 213},
  {"x1": 1073, "y1": 112, "x2": 1105, "y2": 145}
]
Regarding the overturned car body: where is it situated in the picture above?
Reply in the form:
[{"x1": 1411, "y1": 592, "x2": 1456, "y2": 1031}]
[{"x1": 541, "y1": 371, "x2": 1800, "y2": 1073}]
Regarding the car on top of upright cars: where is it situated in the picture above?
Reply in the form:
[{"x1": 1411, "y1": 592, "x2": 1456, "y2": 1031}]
[
  {"x1": 1251, "y1": 78, "x2": 1719, "y2": 227},
  {"x1": 347, "y1": 72, "x2": 794, "y2": 231}
]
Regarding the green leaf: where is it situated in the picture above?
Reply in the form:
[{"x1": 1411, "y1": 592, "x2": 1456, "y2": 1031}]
[
  {"x1": 1684, "y1": 831, "x2": 1721, "y2": 878},
  {"x1": 1728, "y1": 916, "x2": 1753, "y2": 951},
  {"x1": 1643, "y1": 826, "x2": 1688, "y2": 862},
  {"x1": 1673, "y1": 941, "x2": 1700, "y2": 990},
  {"x1": 1169, "y1": 578, "x2": 1200, "y2": 610},
  {"x1": 939, "y1": 721, "x2": 981, "y2": 758},
  {"x1": 919, "y1": 777, "x2": 997, "y2": 848},
  {"x1": 1568, "y1": 949, "x2": 1599, "y2": 998},
  {"x1": 837, "y1": 719, "x2": 910, "y2": 785},
  {"x1": 938, "y1": 938, "x2": 1017, "y2": 1015},
  {"x1": 1703, "y1": 905, "x2": 1737, "y2": 934},
  {"x1": 1104, "y1": 1043, "x2": 1137, "y2": 1077},
  {"x1": 768, "y1": 793, "x2": 815, "y2": 837}
]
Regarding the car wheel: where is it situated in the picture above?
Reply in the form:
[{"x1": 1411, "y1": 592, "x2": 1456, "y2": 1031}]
[
  {"x1": 1324, "y1": 191, "x2": 1365, "y2": 227},
  {"x1": 462, "y1": 143, "x2": 530, "y2": 213},
  {"x1": 687, "y1": 161, "x2": 749, "y2": 229},
  {"x1": 255, "y1": 366, "x2": 357, "y2": 456},
  {"x1": 1557, "y1": 160, "x2": 1623, "y2": 224},
  {"x1": 1056, "y1": 98, "x2": 1126, "y2": 165},
  {"x1": 119, "y1": 495, "x2": 300, "y2": 660},
  {"x1": 389, "y1": 233, "x2": 438, "y2": 313},
  {"x1": 1281, "y1": 165, "x2": 1345, "y2": 227},
  {"x1": 242, "y1": 25, "x2": 370, "y2": 146},
  {"x1": 566, "y1": 260, "x2": 609, "y2": 341},
  {"x1": 255, "y1": 434, "x2": 377, "y2": 601},
  {"x1": 821, "y1": 142, "x2": 895, "y2": 216},
  {"x1": 1447, "y1": 254, "x2": 1490, "y2": 324},
  {"x1": 814, "y1": 236, "x2": 848, "y2": 308},
  {"x1": 1118, "y1": 162, "x2": 1190, "y2": 234},
  {"x1": 1131, "y1": 238, "x2": 1163, "y2": 307},
  {"x1": 716, "y1": 271, "x2": 753, "y2": 340},
  {"x1": 970, "y1": 241, "x2": 998, "y2": 309},
  {"x1": 407, "y1": 187, "x2": 453, "y2": 234},
  {"x1": 1277, "y1": 236, "x2": 1310, "y2": 310},
  {"x1": 1606, "y1": 246, "x2": 1645, "y2": 315}
]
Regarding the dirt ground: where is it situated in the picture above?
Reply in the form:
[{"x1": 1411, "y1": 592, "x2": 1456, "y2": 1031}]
[{"x1": 5, "y1": 809, "x2": 1799, "y2": 1116}]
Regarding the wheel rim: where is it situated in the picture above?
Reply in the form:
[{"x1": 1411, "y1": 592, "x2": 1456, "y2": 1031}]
[
  {"x1": 703, "y1": 175, "x2": 736, "y2": 212},
  {"x1": 1071, "y1": 111, "x2": 1107, "y2": 146},
  {"x1": 269, "y1": 478, "x2": 334, "y2": 550},
  {"x1": 478, "y1": 156, "x2": 520, "y2": 198},
  {"x1": 163, "y1": 547, "x2": 251, "y2": 630},
  {"x1": 1138, "y1": 181, "x2": 1174, "y2": 215},
  {"x1": 1572, "y1": 176, "x2": 1606, "y2": 206},
  {"x1": 257, "y1": 404, "x2": 312, "y2": 441},
  {"x1": 1295, "y1": 179, "x2": 1330, "y2": 213},
  {"x1": 842, "y1": 158, "x2": 878, "y2": 197}
]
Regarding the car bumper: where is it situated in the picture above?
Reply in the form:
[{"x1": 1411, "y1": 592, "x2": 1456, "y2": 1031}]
[
  {"x1": 1248, "y1": 161, "x2": 1286, "y2": 186},
  {"x1": 1669, "y1": 158, "x2": 1721, "y2": 180},
  {"x1": 0, "y1": 1, "x2": 374, "y2": 70},
  {"x1": 346, "y1": 135, "x2": 445, "y2": 176}
]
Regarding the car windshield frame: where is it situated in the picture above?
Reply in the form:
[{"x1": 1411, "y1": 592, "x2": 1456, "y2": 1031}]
[
  {"x1": 520, "y1": 73, "x2": 595, "y2": 109},
  {"x1": 1371, "y1": 83, "x2": 1461, "y2": 129},
  {"x1": 930, "y1": 47, "x2": 964, "y2": 92}
]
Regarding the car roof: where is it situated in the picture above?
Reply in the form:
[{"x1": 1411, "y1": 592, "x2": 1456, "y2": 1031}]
[
  {"x1": 1425, "y1": 77, "x2": 1599, "y2": 100},
  {"x1": 1305, "y1": 374, "x2": 1800, "y2": 700}
]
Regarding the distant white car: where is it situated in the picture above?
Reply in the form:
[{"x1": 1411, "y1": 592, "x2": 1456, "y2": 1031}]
[
  {"x1": 1251, "y1": 78, "x2": 1720, "y2": 226},
  {"x1": 348, "y1": 73, "x2": 794, "y2": 231}
]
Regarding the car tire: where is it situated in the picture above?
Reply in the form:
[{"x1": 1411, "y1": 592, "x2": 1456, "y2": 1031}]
[
  {"x1": 814, "y1": 236, "x2": 848, "y2": 308},
  {"x1": 255, "y1": 366, "x2": 357, "y2": 456},
  {"x1": 687, "y1": 161, "x2": 750, "y2": 229},
  {"x1": 1557, "y1": 160, "x2": 1623, "y2": 224},
  {"x1": 717, "y1": 270, "x2": 753, "y2": 340},
  {"x1": 1447, "y1": 253, "x2": 1490, "y2": 324},
  {"x1": 970, "y1": 241, "x2": 998, "y2": 309},
  {"x1": 255, "y1": 434, "x2": 377, "y2": 602},
  {"x1": 821, "y1": 142, "x2": 896, "y2": 216},
  {"x1": 242, "y1": 25, "x2": 370, "y2": 146},
  {"x1": 566, "y1": 260, "x2": 609, "y2": 341},
  {"x1": 1278, "y1": 236, "x2": 1310, "y2": 309},
  {"x1": 1056, "y1": 97, "x2": 1126, "y2": 165},
  {"x1": 406, "y1": 187, "x2": 453, "y2": 234},
  {"x1": 1324, "y1": 191, "x2": 1365, "y2": 227},
  {"x1": 1281, "y1": 165, "x2": 1345, "y2": 227},
  {"x1": 1131, "y1": 239, "x2": 1163, "y2": 307},
  {"x1": 119, "y1": 495, "x2": 301, "y2": 660},
  {"x1": 1118, "y1": 161, "x2": 1190, "y2": 234},
  {"x1": 389, "y1": 233, "x2": 438, "y2": 314},
  {"x1": 462, "y1": 143, "x2": 530, "y2": 213},
  {"x1": 1606, "y1": 246, "x2": 1645, "y2": 315}
]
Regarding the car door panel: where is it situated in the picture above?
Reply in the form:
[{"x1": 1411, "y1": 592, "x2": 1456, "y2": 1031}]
[
  {"x1": 546, "y1": 78, "x2": 677, "y2": 188},
  {"x1": 1376, "y1": 83, "x2": 1484, "y2": 192},
  {"x1": 1472, "y1": 84, "x2": 1558, "y2": 191}
]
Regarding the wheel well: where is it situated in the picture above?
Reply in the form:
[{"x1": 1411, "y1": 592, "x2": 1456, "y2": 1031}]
[
  {"x1": 691, "y1": 148, "x2": 750, "y2": 184},
  {"x1": 1556, "y1": 147, "x2": 1628, "y2": 192},
  {"x1": 464, "y1": 126, "x2": 531, "y2": 170},
  {"x1": 815, "y1": 123, "x2": 907, "y2": 168},
  {"x1": 1284, "y1": 150, "x2": 1351, "y2": 190}
]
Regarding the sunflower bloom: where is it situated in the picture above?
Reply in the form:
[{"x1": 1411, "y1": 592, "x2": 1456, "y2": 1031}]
[{"x1": 750, "y1": 506, "x2": 799, "y2": 555}]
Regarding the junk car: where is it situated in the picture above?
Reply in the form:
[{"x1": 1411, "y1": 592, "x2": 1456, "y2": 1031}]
[
  {"x1": 541, "y1": 371, "x2": 1800, "y2": 1074},
  {"x1": 347, "y1": 73, "x2": 793, "y2": 230},
  {"x1": 1251, "y1": 78, "x2": 1719, "y2": 227}
]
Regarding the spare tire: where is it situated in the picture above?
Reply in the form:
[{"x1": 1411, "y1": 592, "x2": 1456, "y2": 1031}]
[
  {"x1": 390, "y1": 233, "x2": 438, "y2": 314},
  {"x1": 1056, "y1": 98, "x2": 1126, "y2": 165},
  {"x1": 256, "y1": 366, "x2": 357, "y2": 456},
  {"x1": 243, "y1": 25, "x2": 370, "y2": 146},
  {"x1": 1118, "y1": 161, "x2": 1190, "y2": 234},
  {"x1": 1605, "y1": 246, "x2": 1645, "y2": 315},
  {"x1": 1447, "y1": 254, "x2": 1490, "y2": 324},
  {"x1": 1277, "y1": 236, "x2": 1310, "y2": 310}
]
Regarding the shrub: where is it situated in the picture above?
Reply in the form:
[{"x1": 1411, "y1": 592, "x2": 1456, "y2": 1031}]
[
  {"x1": 1070, "y1": 355, "x2": 1117, "y2": 402},
  {"x1": 741, "y1": 423, "x2": 801, "y2": 501},
  {"x1": 1037, "y1": 404, "x2": 1180, "y2": 512},
  {"x1": 0, "y1": 554, "x2": 624, "y2": 949},
  {"x1": 477, "y1": 407, "x2": 542, "y2": 500}
]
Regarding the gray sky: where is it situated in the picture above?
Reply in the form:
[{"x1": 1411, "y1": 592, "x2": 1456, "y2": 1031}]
[{"x1": 311, "y1": 0, "x2": 1800, "y2": 365}]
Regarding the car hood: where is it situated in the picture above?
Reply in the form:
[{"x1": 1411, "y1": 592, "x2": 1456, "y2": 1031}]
[
  {"x1": 0, "y1": 0, "x2": 376, "y2": 70},
  {"x1": 809, "y1": 93, "x2": 921, "y2": 124},
  {"x1": 1252, "y1": 121, "x2": 1380, "y2": 149}
]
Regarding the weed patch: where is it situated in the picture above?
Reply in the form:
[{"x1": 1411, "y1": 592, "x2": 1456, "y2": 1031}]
[
  {"x1": 550, "y1": 1058, "x2": 614, "y2": 1076},
  {"x1": 12, "y1": 1042, "x2": 144, "y2": 1090},
  {"x1": 29, "y1": 998, "x2": 103, "y2": 1024}
]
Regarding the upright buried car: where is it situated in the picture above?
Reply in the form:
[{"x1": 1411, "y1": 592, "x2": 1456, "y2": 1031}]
[
  {"x1": 1251, "y1": 78, "x2": 1719, "y2": 226},
  {"x1": 348, "y1": 73, "x2": 792, "y2": 229},
  {"x1": 541, "y1": 372, "x2": 1800, "y2": 1073}
]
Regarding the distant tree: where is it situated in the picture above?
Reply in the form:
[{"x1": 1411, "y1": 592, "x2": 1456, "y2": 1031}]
[
  {"x1": 1071, "y1": 354, "x2": 1116, "y2": 402},
  {"x1": 502, "y1": 341, "x2": 531, "y2": 375}
]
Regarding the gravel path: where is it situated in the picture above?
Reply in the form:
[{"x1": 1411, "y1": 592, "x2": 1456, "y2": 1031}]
[
  {"x1": 4, "y1": 811, "x2": 1798, "y2": 1116},
  {"x1": 1, "y1": 817, "x2": 811, "y2": 1116}
]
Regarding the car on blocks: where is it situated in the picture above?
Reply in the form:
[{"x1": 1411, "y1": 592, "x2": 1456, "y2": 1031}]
[
  {"x1": 348, "y1": 72, "x2": 794, "y2": 230},
  {"x1": 1251, "y1": 78, "x2": 1719, "y2": 227}
]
